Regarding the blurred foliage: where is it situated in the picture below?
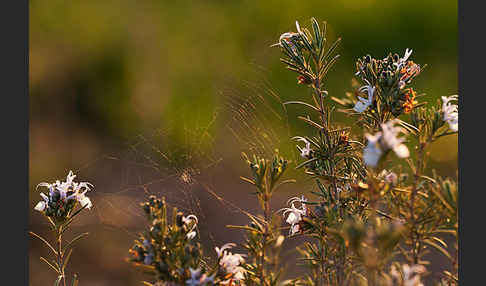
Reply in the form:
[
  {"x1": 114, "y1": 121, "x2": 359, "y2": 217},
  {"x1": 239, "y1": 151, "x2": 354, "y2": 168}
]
[{"x1": 30, "y1": 0, "x2": 457, "y2": 156}]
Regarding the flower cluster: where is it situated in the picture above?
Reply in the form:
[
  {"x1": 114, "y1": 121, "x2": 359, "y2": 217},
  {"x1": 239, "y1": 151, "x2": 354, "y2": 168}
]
[
  {"x1": 363, "y1": 119, "x2": 410, "y2": 167},
  {"x1": 129, "y1": 195, "x2": 204, "y2": 284},
  {"x1": 281, "y1": 196, "x2": 308, "y2": 235},
  {"x1": 355, "y1": 48, "x2": 420, "y2": 89},
  {"x1": 34, "y1": 170, "x2": 93, "y2": 222},
  {"x1": 335, "y1": 48, "x2": 423, "y2": 121},
  {"x1": 31, "y1": 170, "x2": 93, "y2": 286},
  {"x1": 215, "y1": 243, "x2": 246, "y2": 284}
]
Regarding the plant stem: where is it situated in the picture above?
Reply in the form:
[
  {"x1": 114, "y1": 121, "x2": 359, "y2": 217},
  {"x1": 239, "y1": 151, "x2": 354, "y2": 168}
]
[
  {"x1": 260, "y1": 190, "x2": 271, "y2": 286},
  {"x1": 410, "y1": 142, "x2": 426, "y2": 264},
  {"x1": 57, "y1": 226, "x2": 67, "y2": 286}
]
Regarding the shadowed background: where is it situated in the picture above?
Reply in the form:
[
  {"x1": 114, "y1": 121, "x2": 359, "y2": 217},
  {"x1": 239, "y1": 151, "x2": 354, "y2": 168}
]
[{"x1": 29, "y1": 0, "x2": 457, "y2": 285}]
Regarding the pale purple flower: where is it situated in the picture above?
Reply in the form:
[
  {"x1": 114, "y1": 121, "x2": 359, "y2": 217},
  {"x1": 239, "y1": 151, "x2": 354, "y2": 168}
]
[
  {"x1": 390, "y1": 264, "x2": 426, "y2": 286},
  {"x1": 363, "y1": 133, "x2": 383, "y2": 167},
  {"x1": 363, "y1": 120, "x2": 409, "y2": 167},
  {"x1": 378, "y1": 169, "x2": 398, "y2": 185},
  {"x1": 185, "y1": 268, "x2": 214, "y2": 286},
  {"x1": 35, "y1": 170, "x2": 94, "y2": 212},
  {"x1": 354, "y1": 83, "x2": 375, "y2": 113},
  {"x1": 297, "y1": 138, "x2": 312, "y2": 158}
]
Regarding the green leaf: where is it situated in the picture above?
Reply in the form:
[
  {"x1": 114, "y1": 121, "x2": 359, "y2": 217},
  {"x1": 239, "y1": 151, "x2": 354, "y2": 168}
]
[
  {"x1": 226, "y1": 225, "x2": 263, "y2": 234},
  {"x1": 272, "y1": 179, "x2": 297, "y2": 192},
  {"x1": 40, "y1": 256, "x2": 60, "y2": 274},
  {"x1": 321, "y1": 37, "x2": 341, "y2": 63},
  {"x1": 297, "y1": 116, "x2": 324, "y2": 130},
  {"x1": 240, "y1": 176, "x2": 256, "y2": 186},
  {"x1": 64, "y1": 232, "x2": 89, "y2": 252},
  {"x1": 284, "y1": 101, "x2": 320, "y2": 111},
  {"x1": 296, "y1": 157, "x2": 319, "y2": 169},
  {"x1": 319, "y1": 54, "x2": 340, "y2": 78},
  {"x1": 423, "y1": 239, "x2": 452, "y2": 261},
  {"x1": 29, "y1": 231, "x2": 58, "y2": 255},
  {"x1": 62, "y1": 249, "x2": 73, "y2": 272},
  {"x1": 54, "y1": 275, "x2": 63, "y2": 286}
]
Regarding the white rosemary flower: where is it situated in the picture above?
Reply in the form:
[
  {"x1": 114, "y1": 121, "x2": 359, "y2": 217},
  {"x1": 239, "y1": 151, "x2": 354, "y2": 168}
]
[
  {"x1": 215, "y1": 243, "x2": 246, "y2": 283},
  {"x1": 76, "y1": 192, "x2": 93, "y2": 209},
  {"x1": 378, "y1": 169, "x2": 398, "y2": 185},
  {"x1": 354, "y1": 83, "x2": 375, "y2": 113},
  {"x1": 34, "y1": 201, "x2": 46, "y2": 212},
  {"x1": 272, "y1": 20, "x2": 302, "y2": 55},
  {"x1": 277, "y1": 32, "x2": 298, "y2": 44},
  {"x1": 363, "y1": 120, "x2": 409, "y2": 167},
  {"x1": 281, "y1": 196, "x2": 307, "y2": 235},
  {"x1": 183, "y1": 214, "x2": 198, "y2": 240},
  {"x1": 398, "y1": 80, "x2": 406, "y2": 89},
  {"x1": 441, "y1": 95, "x2": 458, "y2": 132},
  {"x1": 297, "y1": 138, "x2": 312, "y2": 158},
  {"x1": 395, "y1": 48, "x2": 413, "y2": 69},
  {"x1": 390, "y1": 264, "x2": 426, "y2": 286}
]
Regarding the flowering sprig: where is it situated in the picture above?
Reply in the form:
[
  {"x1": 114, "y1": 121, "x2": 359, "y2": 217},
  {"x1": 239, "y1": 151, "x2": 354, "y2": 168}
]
[
  {"x1": 128, "y1": 195, "x2": 205, "y2": 285},
  {"x1": 35, "y1": 170, "x2": 93, "y2": 223},
  {"x1": 30, "y1": 170, "x2": 93, "y2": 286},
  {"x1": 333, "y1": 49, "x2": 424, "y2": 129},
  {"x1": 230, "y1": 151, "x2": 292, "y2": 286}
]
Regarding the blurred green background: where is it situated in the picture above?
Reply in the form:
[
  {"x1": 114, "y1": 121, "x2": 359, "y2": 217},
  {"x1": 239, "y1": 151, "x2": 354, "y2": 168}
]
[{"x1": 29, "y1": 0, "x2": 457, "y2": 285}]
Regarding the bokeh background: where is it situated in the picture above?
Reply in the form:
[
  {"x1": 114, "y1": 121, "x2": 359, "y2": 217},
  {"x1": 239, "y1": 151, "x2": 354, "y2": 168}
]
[{"x1": 29, "y1": 0, "x2": 458, "y2": 285}]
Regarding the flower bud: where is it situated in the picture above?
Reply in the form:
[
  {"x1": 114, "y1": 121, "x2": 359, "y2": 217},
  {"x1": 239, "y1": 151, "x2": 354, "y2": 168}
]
[
  {"x1": 157, "y1": 262, "x2": 169, "y2": 274},
  {"x1": 52, "y1": 192, "x2": 60, "y2": 202},
  {"x1": 148, "y1": 195, "x2": 157, "y2": 206},
  {"x1": 143, "y1": 203, "x2": 151, "y2": 215},
  {"x1": 176, "y1": 212, "x2": 184, "y2": 227},
  {"x1": 184, "y1": 245, "x2": 192, "y2": 256}
]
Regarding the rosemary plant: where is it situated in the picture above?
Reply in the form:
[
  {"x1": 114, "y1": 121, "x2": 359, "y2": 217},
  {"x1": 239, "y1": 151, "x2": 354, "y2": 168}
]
[{"x1": 30, "y1": 171, "x2": 93, "y2": 286}]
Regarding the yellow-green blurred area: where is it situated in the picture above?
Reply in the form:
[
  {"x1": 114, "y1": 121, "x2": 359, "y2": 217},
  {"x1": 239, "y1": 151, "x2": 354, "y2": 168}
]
[{"x1": 29, "y1": 0, "x2": 457, "y2": 285}]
